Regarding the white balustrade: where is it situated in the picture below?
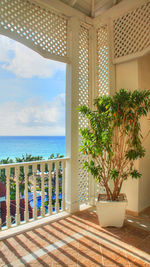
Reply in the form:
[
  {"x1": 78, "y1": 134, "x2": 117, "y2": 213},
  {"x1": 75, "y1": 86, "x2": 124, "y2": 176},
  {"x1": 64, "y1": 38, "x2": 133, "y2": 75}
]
[{"x1": 0, "y1": 158, "x2": 69, "y2": 231}]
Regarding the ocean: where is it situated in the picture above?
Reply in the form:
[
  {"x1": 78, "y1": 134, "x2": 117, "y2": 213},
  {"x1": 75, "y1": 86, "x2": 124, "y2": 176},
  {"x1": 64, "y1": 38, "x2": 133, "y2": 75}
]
[{"x1": 0, "y1": 136, "x2": 65, "y2": 160}]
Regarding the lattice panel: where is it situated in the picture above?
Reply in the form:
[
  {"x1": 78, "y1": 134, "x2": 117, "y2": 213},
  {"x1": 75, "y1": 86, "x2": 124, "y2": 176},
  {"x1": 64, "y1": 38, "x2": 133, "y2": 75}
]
[
  {"x1": 97, "y1": 26, "x2": 109, "y2": 96},
  {"x1": 113, "y1": 2, "x2": 150, "y2": 59},
  {"x1": 78, "y1": 25, "x2": 89, "y2": 203},
  {"x1": 0, "y1": 0, "x2": 67, "y2": 58}
]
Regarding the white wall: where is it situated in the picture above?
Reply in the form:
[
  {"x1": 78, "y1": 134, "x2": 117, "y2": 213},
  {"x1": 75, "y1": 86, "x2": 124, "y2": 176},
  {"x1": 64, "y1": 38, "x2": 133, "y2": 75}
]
[
  {"x1": 115, "y1": 55, "x2": 150, "y2": 213},
  {"x1": 138, "y1": 53, "x2": 150, "y2": 211},
  {"x1": 116, "y1": 59, "x2": 140, "y2": 213}
]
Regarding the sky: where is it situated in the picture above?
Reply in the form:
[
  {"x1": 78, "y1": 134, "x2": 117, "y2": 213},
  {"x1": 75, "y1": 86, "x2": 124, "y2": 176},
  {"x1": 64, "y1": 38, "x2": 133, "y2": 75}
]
[{"x1": 0, "y1": 35, "x2": 66, "y2": 136}]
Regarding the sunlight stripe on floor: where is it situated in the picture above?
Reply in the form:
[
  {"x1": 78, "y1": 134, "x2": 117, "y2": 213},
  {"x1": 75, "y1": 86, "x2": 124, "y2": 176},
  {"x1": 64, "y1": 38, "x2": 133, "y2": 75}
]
[{"x1": 4, "y1": 231, "x2": 84, "y2": 266}]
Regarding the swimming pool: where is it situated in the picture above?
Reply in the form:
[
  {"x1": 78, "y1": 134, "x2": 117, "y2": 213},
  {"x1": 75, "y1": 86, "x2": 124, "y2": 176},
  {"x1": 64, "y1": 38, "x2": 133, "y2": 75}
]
[{"x1": 29, "y1": 193, "x2": 62, "y2": 209}]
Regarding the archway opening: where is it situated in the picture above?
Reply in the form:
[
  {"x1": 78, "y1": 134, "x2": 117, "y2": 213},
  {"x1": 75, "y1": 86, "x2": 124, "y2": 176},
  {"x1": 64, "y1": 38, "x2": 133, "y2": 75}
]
[{"x1": 0, "y1": 34, "x2": 66, "y2": 161}]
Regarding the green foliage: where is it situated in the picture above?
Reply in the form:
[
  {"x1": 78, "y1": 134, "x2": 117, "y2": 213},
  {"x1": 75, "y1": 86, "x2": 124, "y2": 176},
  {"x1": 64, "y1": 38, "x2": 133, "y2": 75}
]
[
  {"x1": 15, "y1": 154, "x2": 43, "y2": 163},
  {"x1": 79, "y1": 89, "x2": 150, "y2": 200},
  {"x1": 130, "y1": 169, "x2": 142, "y2": 179},
  {"x1": 0, "y1": 157, "x2": 14, "y2": 164}
]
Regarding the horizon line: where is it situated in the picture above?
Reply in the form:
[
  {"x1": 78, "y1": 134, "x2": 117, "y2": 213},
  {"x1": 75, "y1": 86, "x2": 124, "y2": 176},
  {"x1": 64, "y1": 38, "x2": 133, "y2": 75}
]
[{"x1": 0, "y1": 135, "x2": 65, "y2": 137}]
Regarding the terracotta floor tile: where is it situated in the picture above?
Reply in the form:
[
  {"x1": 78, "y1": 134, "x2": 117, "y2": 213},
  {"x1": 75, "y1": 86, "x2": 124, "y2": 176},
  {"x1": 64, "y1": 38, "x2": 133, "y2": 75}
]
[
  {"x1": 65, "y1": 218, "x2": 86, "y2": 232},
  {"x1": 42, "y1": 251, "x2": 68, "y2": 266},
  {"x1": 77, "y1": 254, "x2": 103, "y2": 266},
  {"x1": 129, "y1": 263, "x2": 150, "y2": 267},
  {"x1": 127, "y1": 255, "x2": 150, "y2": 267},
  {"x1": 101, "y1": 244, "x2": 131, "y2": 266},
  {"x1": 120, "y1": 233, "x2": 145, "y2": 248},
  {"x1": 136, "y1": 236, "x2": 150, "y2": 254},
  {"x1": 0, "y1": 208, "x2": 150, "y2": 267},
  {"x1": 56, "y1": 221, "x2": 77, "y2": 236},
  {"x1": 41, "y1": 225, "x2": 62, "y2": 242},
  {"x1": 52, "y1": 246, "x2": 78, "y2": 259},
  {"x1": 53, "y1": 264, "x2": 77, "y2": 267},
  {"x1": 0, "y1": 260, "x2": 5, "y2": 267},
  {"x1": 28, "y1": 258, "x2": 51, "y2": 267},
  {"x1": 52, "y1": 256, "x2": 76, "y2": 266},
  {"x1": 0, "y1": 240, "x2": 20, "y2": 264},
  {"x1": 0, "y1": 250, "x2": 16, "y2": 266}
]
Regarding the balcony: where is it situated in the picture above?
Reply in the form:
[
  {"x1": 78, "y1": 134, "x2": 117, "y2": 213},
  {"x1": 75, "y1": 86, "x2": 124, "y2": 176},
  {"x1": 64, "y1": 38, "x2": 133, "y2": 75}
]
[{"x1": 0, "y1": 0, "x2": 150, "y2": 266}]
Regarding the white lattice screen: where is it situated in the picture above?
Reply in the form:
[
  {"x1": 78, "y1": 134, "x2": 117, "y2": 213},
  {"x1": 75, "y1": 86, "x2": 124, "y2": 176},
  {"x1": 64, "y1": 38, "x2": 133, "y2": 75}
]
[
  {"x1": 113, "y1": 1, "x2": 150, "y2": 60},
  {"x1": 0, "y1": 0, "x2": 67, "y2": 59},
  {"x1": 97, "y1": 26, "x2": 109, "y2": 96},
  {"x1": 78, "y1": 25, "x2": 89, "y2": 203}
]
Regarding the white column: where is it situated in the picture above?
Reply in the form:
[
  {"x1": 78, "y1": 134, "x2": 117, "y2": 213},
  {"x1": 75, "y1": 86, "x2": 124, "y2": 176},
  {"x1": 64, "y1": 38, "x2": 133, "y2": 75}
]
[
  {"x1": 65, "y1": 17, "x2": 80, "y2": 213},
  {"x1": 88, "y1": 26, "x2": 98, "y2": 205}
]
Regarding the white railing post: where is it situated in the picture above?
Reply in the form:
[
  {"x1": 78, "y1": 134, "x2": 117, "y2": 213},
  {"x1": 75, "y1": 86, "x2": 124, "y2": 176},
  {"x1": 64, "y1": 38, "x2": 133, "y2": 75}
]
[
  {"x1": 24, "y1": 165, "x2": 29, "y2": 222},
  {"x1": 55, "y1": 161, "x2": 59, "y2": 213},
  {"x1": 41, "y1": 163, "x2": 45, "y2": 217},
  {"x1": 15, "y1": 166, "x2": 20, "y2": 225},
  {"x1": 62, "y1": 161, "x2": 66, "y2": 211},
  {"x1": 48, "y1": 162, "x2": 52, "y2": 215},
  {"x1": 33, "y1": 164, "x2": 37, "y2": 220},
  {"x1": 6, "y1": 167, "x2": 11, "y2": 228}
]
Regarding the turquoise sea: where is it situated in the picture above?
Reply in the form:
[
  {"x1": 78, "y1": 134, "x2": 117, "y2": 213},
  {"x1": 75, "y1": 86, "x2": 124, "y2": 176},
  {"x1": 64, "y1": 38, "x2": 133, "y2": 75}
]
[{"x1": 0, "y1": 136, "x2": 65, "y2": 160}]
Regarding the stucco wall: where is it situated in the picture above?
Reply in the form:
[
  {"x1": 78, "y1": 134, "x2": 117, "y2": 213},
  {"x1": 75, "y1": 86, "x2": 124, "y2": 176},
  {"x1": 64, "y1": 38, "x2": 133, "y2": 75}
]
[
  {"x1": 116, "y1": 59, "x2": 140, "y2": 213},
  {"x1": 116, "y1": 60, "x2": 139, "y2": 90},
  {"x1": 138, "y1": 53, "x2": 150, "y2": 212},
  {"x1": 115, "y1": 55, "x2": 150, "y2": 213}
]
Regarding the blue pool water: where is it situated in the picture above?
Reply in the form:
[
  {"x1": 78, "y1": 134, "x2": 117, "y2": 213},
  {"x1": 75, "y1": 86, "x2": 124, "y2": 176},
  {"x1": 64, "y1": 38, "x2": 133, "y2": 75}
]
[
  {"x1": 29, "y1": 194, "x2": 62, "y2": 209},
  {"x1": 0, "y1": 136, "x2": 65, "y2": 160}
]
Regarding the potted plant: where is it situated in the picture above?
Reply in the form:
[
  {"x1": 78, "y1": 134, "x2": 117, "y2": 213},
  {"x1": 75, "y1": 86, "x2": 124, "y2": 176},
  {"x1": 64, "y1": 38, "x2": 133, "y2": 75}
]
[{"x1": 78, "y1": 89, "x2": 150, "y2": 227}]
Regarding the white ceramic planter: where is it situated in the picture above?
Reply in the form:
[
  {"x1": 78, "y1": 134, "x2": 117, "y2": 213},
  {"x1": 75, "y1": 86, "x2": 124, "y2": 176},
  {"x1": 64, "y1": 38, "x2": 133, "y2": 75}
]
[{"x1": 96, "y1": 199, "x2": 128, "y2": 227}]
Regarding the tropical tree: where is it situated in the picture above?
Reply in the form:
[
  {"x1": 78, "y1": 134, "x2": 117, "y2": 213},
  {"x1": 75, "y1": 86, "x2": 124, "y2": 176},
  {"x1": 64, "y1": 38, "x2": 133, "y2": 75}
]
[{"x1": 78, "y1": 89, "x2": 150, "y2": 201}]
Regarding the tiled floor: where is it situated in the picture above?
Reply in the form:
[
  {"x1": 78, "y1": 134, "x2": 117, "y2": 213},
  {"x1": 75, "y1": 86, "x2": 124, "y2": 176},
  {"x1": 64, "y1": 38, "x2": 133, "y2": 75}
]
[{"x1": 0, "y1": 207, "x2": 150, "y2": 266}]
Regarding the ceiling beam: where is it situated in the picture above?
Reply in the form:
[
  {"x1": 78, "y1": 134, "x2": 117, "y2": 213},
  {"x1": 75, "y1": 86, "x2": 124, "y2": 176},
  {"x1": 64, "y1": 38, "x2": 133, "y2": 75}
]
[
  {"x1": 113, "y1": 0, "x2": 117, "y2": 4},
  {"x1": 93, "y1": 0, "x2": 147, "y2": 22},
  {"x1": 30, "y1": 0, "x2": 93, "y2": 24},
  {"x1": 95, "y1": 0, "x2": 112, "y2": 11},
  {"x1": 95, "y1": 0, "x2": 114, "y2": 17},
  {"x1": 91, "y1": 0, "x2": 95, "y2": 18},
  {"x1": 70, "y1": 0, "x2": 77, "y2": 7}
]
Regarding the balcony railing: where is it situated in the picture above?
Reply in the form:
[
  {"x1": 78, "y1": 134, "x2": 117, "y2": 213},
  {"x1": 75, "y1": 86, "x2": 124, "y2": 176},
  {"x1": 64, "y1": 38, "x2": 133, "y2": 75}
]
[{"x1": 0, "y1": 157, "x2": 69, "y2": 231}]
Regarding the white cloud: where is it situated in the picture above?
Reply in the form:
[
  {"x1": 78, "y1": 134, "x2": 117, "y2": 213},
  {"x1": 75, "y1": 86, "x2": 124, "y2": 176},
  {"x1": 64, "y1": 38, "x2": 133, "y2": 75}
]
[
  {"x1": 0, "y1": 35, "x2": 65, "y2": 78},
  {"x1": 0, "y1": 94, "x2": 65, "y2": 136}
]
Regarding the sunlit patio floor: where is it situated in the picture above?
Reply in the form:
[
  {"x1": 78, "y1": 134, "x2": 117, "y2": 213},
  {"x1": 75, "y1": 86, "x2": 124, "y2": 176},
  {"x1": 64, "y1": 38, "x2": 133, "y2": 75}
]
[{"x1": 0, "y1": 206, "x2": 150, "y2": 267}]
